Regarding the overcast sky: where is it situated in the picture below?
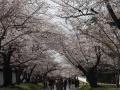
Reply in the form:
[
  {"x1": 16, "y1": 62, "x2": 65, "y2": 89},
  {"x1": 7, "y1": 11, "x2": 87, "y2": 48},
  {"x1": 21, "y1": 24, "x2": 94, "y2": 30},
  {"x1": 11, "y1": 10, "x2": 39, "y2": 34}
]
[{"x1": 44, "y1": 0, "x2": 74, "y2": 67}]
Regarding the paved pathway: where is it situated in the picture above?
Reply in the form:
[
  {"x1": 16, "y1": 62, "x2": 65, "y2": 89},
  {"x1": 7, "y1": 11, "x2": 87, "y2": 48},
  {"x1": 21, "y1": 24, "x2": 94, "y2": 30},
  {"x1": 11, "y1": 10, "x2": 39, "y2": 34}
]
[{"x1": 39, "y1": 84, "x2": 79, "y2": 90}]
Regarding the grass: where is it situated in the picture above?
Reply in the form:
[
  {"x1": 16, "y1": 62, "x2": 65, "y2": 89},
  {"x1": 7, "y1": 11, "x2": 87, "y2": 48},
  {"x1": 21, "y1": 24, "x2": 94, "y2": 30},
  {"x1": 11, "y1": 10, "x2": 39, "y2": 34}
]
[
  {"x1": 81, "y1": 86, "x2": 120, "y2": 90},
  {"x1": 15, "y1": 83, "x2": 45, "y2": 90},
  {"x1": 80, "y1": 84, "x2": 120, "y2": 90},
  {"x1": 0, "y1": 86, "x2": 20, "y2": 90},
  {"x1": 0, "y1": 82, "x2": 45, "y2": 90},
  {"x1": 79, "y1": 81, "x2": 120, "y2": 90}
]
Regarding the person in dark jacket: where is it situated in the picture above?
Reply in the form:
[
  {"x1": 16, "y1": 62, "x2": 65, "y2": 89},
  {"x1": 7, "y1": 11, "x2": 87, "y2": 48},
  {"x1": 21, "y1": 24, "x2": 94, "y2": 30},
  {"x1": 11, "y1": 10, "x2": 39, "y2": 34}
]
[
  {"x1": 49, "y1": 79, "x2": 55, "y2": 90},
  {"x1": 75, "y1": 78, "x2": 79, "y2": 88},
  {"x1": 56, "y1": 78, "x2": 63, "y2": 90},
  {"x1": 63, "y1": 79, "x2": 67, "y2": 90}
]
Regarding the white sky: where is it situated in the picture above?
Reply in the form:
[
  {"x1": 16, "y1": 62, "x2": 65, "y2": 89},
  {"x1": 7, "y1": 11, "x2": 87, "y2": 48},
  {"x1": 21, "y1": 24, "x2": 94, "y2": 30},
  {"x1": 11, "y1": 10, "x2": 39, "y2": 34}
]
[{"x1": 44, "y1": 0, "x2": 74, "y2": 67}]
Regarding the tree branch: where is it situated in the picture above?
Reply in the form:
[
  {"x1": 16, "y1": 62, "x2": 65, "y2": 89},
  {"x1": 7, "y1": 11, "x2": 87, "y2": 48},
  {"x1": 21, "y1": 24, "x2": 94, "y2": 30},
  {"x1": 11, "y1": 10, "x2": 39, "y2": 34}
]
[{"x1": 104, "y1": 0, "x2": 120, "y2": 29}]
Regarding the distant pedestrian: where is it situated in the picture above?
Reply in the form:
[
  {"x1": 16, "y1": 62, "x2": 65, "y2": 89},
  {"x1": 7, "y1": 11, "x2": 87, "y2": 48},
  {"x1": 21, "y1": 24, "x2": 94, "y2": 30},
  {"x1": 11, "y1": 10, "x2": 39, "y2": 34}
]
[
  {"x1": 63, "y1": 79, "x2": 67, "y2": 90},
  {"x1": 68, "y1": 78, "x2": 72, "y2": 88},
  {"x1": 49, "y1": 79, "x2": 54, "y2": 90},
  {"x1": 75, "y1": 78, "x2": 79, "y2": 88},
  {"x1": 56, "y1": 78, "x2": 63, "y2": 90}
]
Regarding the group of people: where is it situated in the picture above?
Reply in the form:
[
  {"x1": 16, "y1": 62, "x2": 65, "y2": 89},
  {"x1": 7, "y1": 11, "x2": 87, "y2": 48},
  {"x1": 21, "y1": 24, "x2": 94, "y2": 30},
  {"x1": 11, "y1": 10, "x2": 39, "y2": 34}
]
[{"x1": 48, "y1": 77, "x2": 79, "y2": 90}]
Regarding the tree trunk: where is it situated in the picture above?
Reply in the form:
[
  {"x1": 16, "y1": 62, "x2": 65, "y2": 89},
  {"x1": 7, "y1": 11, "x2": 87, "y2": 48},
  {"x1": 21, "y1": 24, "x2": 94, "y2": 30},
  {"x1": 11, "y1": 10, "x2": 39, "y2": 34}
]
[
  {"x1": 116, "y1": 74, "x2": 119, "y2": 87},
  {"x1": 3, "y1": 57, "x2": 12, "y2": 86},
  {"x1": 116, "y1": 65, "x2": 120, "y2": 88},
  {"x1": 86, "y1": 70, "x2": 98, "y2": 87},
  {"x1": 116, "y1": 56, "x2": 120, "y2": 87},
  {"x1": 26, "y1": 64, "x2": 36, "y2": 83},
  {"x1": 105, "y1": 0, "x2": 120, "y2": 29},
  {"x1": 16, "y1": 70, "x2": 21, "y2": 84}
]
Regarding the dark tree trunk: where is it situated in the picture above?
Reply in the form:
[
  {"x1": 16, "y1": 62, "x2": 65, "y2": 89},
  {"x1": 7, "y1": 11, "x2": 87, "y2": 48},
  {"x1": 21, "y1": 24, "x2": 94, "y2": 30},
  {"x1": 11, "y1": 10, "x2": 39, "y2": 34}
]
[
  {"x1": 116, "y1": 70, "x2": 120, "y2": 87},
  {"x1": 116, "y1": 74, "x2": 119, "y2": 87},
  {"x1": 16, "y1": 70, "x2": 21, "y2": 84},
  {"x1": 26, "y1": 64, "x2": 37, "y2": 83},
  {"x1": 105, "y1": 0, "x2": 120, "y2": 29},
  {"x1": 26, "y1": 73, "x2": 31, "y2": 82},
  {"x1": 2, "y1": 45, "x2": 15, "y2": 86},
  {"x1": 78, "y1": 65, "x2": 98, "y2": 87},
  {"x1": 3, "y1": 57, "x2": 12, "y2": 86},
  {"x1": 86, "y1": 69, "x2": 98, "y2": 87}
]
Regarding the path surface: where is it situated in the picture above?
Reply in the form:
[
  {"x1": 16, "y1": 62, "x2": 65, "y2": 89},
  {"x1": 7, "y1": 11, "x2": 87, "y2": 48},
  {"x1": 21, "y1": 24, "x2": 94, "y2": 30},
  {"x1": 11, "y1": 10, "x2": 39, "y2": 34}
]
[
  {"x1": 39, "y1": 84, "x2": 79, "y2": 90},
  {"x1": 40, "y1": 85, "x2": 78, "y2": 90},
  {"x1": 35, "y1": 77, "x2": 87, "y2": 90}
]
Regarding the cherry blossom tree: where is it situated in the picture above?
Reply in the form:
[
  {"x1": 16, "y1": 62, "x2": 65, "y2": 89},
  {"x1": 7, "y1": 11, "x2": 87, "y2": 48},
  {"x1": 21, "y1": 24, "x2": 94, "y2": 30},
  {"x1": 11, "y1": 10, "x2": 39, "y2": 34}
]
[
  {"x1": 51, "y1": 0, "x2": 120, "y2": 87},
  {"x1": 0, "y1": 0, "x2": 48, "y2": 86}
]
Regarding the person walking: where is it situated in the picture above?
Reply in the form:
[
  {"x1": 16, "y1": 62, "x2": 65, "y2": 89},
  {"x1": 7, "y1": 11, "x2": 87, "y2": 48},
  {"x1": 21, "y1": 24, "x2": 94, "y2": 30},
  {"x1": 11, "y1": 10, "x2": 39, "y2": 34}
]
[
  {"x1": 75, "y1": 78, "x2": 79, "y2": 88},
  {"x1": 63, "y1": 79, "x2": 67, "y2": 90},
  {"x1": 48, "y1": 78, "x2": 54, "y2": 90},
  {"x1": 68, "y1": 78, "x2": 72, "y2": 88},
  {"x1": 56, "y1": 78, "x2": 63, "y2": 90}
]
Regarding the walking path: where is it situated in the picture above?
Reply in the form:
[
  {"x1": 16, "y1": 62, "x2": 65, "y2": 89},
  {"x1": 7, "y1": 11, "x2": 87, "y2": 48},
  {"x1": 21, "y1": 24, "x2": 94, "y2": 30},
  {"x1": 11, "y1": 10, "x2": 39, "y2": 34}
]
[
  {"x1": 35, "y1": 77, "x2": 86, "y2": 90},
  {"x1": 39, "y1": 84, "x2": 79, "y2": 90}
]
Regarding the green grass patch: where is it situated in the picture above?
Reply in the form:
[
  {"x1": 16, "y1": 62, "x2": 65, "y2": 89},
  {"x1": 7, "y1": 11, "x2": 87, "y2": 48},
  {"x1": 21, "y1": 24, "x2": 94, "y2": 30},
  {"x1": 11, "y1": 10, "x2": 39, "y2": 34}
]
[
  {"x1": 0, "y1": 82, "x2": 45, "y2": 90},
  {"x1": 0, "y1": 86, "x2": 20, "y2": 90},
  {"x1": 15, "y1": 83, "x2": 35, "y2": 90},
  {"x1": 15, "y1": 83, "x2": 45, "y2": 90},
  {"x1": 37, "y1": 82, "x2": 45, "y2": 88},
  {"x1": 79, "y1": 81, "x2": 120, "y2": 90}
]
